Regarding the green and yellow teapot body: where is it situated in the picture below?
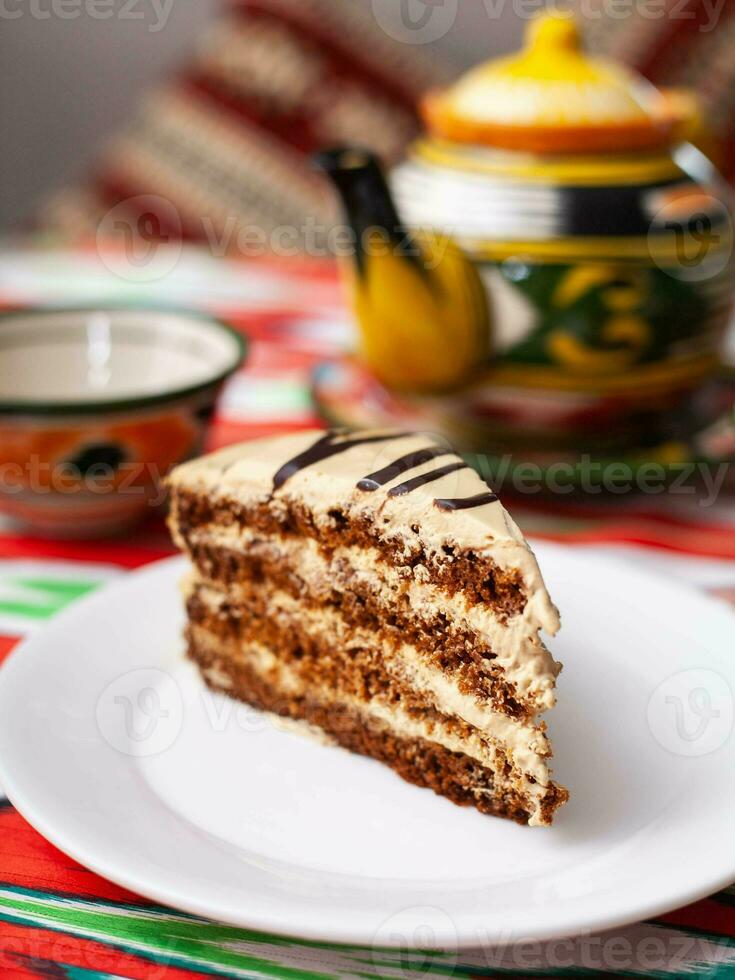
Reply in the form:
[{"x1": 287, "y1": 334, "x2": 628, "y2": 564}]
[{"x1": 320, "y1": 14, "x2": 734, "y2": 452}]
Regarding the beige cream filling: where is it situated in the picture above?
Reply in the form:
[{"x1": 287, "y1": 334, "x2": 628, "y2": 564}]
[
  {"x1": 182, "y1": 524, "x2": 561, "y2": 710},
  {"x1": 192, "y1": 628, "x2": 547, "y2": 824},
  {"x1": 168, "y1": 428, "x2": 559, "y2": 632},
  {"x1": 188, "y1": 576, "x2": 552, "y2": 785}
]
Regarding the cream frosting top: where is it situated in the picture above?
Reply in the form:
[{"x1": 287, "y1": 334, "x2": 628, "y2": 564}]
[
  {"x1": 171, "y1": 429, "x2": 560, "y2": 619},
  {"x1": 172, "y1": 430, "x2": 558, "y2": 606}
]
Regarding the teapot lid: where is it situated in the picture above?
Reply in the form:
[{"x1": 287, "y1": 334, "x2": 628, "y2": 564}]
[{"x1": 422, "y1": 13, "x2": 692, "y2": 154}]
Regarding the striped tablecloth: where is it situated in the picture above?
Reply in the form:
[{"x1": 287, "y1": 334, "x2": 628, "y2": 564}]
[{"x1": 1, "y1": 246, "x2": 735, "y2": 980}]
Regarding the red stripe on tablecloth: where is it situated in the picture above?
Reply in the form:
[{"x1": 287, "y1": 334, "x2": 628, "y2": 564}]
[
  {"x1": 506, "y1": 486, "x2": 735, "y2": 524},
  {"x1": 0, "y1": 960, "x2": 47, "y2": 980},
  {"x1": 532, "y1": 524, "x2": 735, "y2": 559},
  {"x1": 0, "y1": 962, "x2": 40, "y2": 980},
  {"x1": 244, "y1": 253, "x2": 339, "y2": 284},
  {"x1": 0, "y1": 920, "x2": 210, "y2": 980},
  {"x1": 0, "y1": 533, "x2": 175, "y2": 569},
  {"x1": 657, "y1": 898, "x2": 735, "y2": 937},
  {"x1": 514, "y1": 497, "x2": 735, "y2": 534},
  {"x1": 0, "y1": 807, "x2": 143, "y2": 906},
  {"x1": 0, "y1": 636, "x2": 18, "y2": 667},
  {"x1": 243, "y1": 342, "x2": 329, "y2": 373}
]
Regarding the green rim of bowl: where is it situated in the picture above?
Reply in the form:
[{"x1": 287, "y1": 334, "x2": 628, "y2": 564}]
[{"x1": 0, "y1": 304, "x2": 247, "y2": 416}]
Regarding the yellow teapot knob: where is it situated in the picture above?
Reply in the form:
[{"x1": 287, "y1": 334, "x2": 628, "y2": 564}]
[{"x1": 527, "y1": 12, "x2": 581, "y2": 53}]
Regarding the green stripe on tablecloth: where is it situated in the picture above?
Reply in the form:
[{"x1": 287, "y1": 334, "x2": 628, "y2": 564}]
[
  {"x1": 0, "y1": 577, "x2": 99, "y2": 620},
  {"x1": 3, "y1": 887, "x2": 735, "y2": 979},
  {"x1": 0, "y1": 886, "x2": 524, "y2": 979},
  {"x1": 0, "y1": 561, "x2": 121, "y2": 634},
  {"x1": 0, "y1": 887, "x2": 403, "y2": 980}
]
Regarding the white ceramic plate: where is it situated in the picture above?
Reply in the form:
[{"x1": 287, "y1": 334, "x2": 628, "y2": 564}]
[{"x1": 1, "y1": 545, "x2": 734, "y2": 949}]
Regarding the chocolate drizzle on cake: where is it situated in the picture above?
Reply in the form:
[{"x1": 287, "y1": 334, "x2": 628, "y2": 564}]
[
  {"x1": 435, "y1": 491, "x2": 500, "y2": 512},
  {"x1": 389, "y1": 461, "x2": 468, "y2": 497},
  {"x1": 352, "y1": 437, "x2": 500, "y2": 510},
  {"x1": 357, "y1": 447, "x2": 450, "y2": 492},
  {"x1": 273, "y1": 430, "x2": 409, "y2": 491},
  {"x1": 273, "y1": 429, "x2": 501, "y2": 512},
  {"x1": 434, "y1": 491, "x2": 500, "y2": 510}
]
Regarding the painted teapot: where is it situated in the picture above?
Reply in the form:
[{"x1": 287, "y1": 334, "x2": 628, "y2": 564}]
[{"x1": 319, "y1": 13, "x2": 734, "y2": 456}]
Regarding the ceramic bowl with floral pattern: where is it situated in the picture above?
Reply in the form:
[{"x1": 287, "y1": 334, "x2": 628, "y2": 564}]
[{"x1": 0, "y1": 307, "x2": 245, "y2": 537}]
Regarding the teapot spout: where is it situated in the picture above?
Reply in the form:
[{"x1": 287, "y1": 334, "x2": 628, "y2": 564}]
[
  {"x1": 314, "y1": 147, "x2": 491, "y2": 395},
  {"x1": 314, "y1": 147, "x2": 405, "y2": 264}
]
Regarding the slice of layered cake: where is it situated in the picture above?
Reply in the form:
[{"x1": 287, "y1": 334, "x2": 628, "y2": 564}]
[{"x1": 167, "y1": 429, "x2": 568, "y2": 826}]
